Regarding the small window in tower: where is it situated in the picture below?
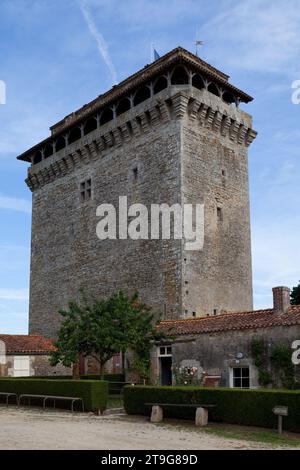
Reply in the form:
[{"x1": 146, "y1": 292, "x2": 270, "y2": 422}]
[
  {"x1": 192, "y1": 311, "x2": 196, "y2": 317},
  {"x1": 217, "y1": 207, "x2": 223, "y2": 222},
  {"x1": 133, "y1": 167, "x2": 138, "y2": 179},
  {"x1": 213, "y1": 309, "x2": 217, "y2": 316},
  {"x1": 222, "y1": 169, "x2": 226, "y2": 177},
  {"x1": 80, "y1": 179, "x2": 92, "y2": 203}
]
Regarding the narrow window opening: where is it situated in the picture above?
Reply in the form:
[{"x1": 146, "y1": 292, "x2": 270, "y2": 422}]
[
  {"x1": 133, "y1": 167, "x2": 138, "y2": 179},
  {"x1": 217, "y1": 207, "x2": 223, "y2": 222},
  {"x1": 80, "y1": 179, "x2": 92, "y2": 203}
]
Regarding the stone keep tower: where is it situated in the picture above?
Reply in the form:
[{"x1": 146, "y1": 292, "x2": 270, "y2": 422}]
[{"x1": 18, "y1": 48, "x2": 257, "y2": 338}]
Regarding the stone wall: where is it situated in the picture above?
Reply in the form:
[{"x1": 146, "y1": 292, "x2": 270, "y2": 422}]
[
  {"x1": 27, "y1": 84, "x2": 256, "y2": 338},
  {"x1": 29, "y1": 89, "x2": 183, "y2": 337},
  {"x1": 151, "y1": 325, "x2": 300, "y2": 388},
  {"x1": 181, "y1": 87, "x2": 253, "y2": 317},
  {"x1": 0, "y1": 354, "x2": 71, "y2": 377}
]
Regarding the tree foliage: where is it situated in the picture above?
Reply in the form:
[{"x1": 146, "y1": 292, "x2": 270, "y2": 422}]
[
  {"x1": 50, "y1": 290, "x2": 167, "y2": 378},
  {"x1": 291, "y1": 281, "x2": 300, "y2": 305}
]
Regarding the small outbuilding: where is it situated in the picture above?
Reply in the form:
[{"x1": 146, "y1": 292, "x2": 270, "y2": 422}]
[
  {"x1": 0, "y1": 334, "x2": 70, "y2": 377},
  {"x1": 153, "y1": 287, "x2": 300, "y2": 389}
]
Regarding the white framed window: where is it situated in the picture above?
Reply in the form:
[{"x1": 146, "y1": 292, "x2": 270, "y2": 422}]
[
  {"x1": 231, "y1": 367, "x2": 250, "y2": 389},
  {"x1": 158, "y1": 346, "x2": 172, "y2": 357},
  {"x1": 13, "y1": 356, "x2": 30, "y2": 377}
]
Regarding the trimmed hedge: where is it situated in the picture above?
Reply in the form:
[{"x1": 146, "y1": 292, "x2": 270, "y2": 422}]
[
  {"x1": 0, "y1": 379, "x2": 108, "y2": 412},
  {"x1": 13, "y1": 373, "x2": 125, "y2": 382},
  {"x1": 4, "y1": 373, "x2": 126, "y2": 395},
  {"x1": 82, "y1": 374, "x2": 125, "y2": 382},
  {"x1": 124, "y1": 385, "x2": 300, "y2": 432}
]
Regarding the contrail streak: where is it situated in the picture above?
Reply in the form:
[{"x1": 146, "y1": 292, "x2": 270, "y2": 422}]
[{"x1": 79, "y1": 0, "x2": 117, "y2": 85}]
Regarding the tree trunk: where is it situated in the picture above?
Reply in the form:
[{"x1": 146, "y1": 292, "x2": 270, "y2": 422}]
[
  {"x1": 72, "y1": 361, "x2": 80, "y2": 380},
  {"x1": 121, "y1": 350, "x2": 126, "y2": 376},
  {"x1": 99, "y1": 362, "x2": 105, "y2": 380}
]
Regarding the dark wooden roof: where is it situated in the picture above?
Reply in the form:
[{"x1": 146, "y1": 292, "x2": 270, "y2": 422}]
[{"x1": 17, "y1": 46, "x2": 253, "y2": 162}]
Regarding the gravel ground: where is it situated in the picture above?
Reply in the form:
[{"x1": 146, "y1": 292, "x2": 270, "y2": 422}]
[{"x1": 0, "y1": 407, "x2": 292, "y2": 450}]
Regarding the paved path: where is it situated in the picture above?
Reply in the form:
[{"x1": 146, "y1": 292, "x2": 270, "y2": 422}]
[{"x1": 0, "y1": 407, "x2": 290, "y2": 450}]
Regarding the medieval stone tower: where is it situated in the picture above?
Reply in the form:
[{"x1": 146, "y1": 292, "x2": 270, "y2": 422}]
[{"x1": 18, "y1": 48, "x2": 257, "y2": 338}]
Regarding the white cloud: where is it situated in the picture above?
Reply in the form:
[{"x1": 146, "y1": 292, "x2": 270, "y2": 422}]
[
  {"x1": 202, "y1": 0, "x2": 300, "y2": 75},
  {"x1": 0, "y1": 289, "x2": 29, "y2": 301},
  {"x1": 79, "y1": 0, "x2": 117, "y2": 85},
  {"x1": 0, "y1": 196, "x2": 31, "y2": 214}
]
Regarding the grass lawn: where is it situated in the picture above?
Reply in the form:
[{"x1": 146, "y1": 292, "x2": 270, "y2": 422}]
[
  {"x1": 107, "y1": 396, "x2": 124, "y2": 409},
  {"x1": 156, "y1": 420, "x2": 300, "y2": 448},
  {"x1": 201, "y1": 423, "x2": 300, "y2": 447}
]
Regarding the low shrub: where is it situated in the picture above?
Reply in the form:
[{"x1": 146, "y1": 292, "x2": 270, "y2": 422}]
[
  {"x1": 11, "y1": 373, "x2": 125, "y2": 382},
  {"x1": 81, "y1": 373, "x2": 125, "y2": 382},
  {"x1": 0, "y1": 379, "x2": 108, "y2": 412},
  {"x1": 123, "y1": 385, "x2": 300, "y2": 432}
]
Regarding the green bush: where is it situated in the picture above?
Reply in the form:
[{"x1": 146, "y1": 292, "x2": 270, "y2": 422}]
[
  {"x1": 81, "y1": 373, "x2": 125, "y2": 382},
  {"x1": 123, "y1": 385, "x2": 300, "y2": 432},
  {"x1": 0, "y1": 379, "x2": 108, "y2": 412},
  {"x1": 10, "y1": 373, "x2": 125, "y2": 382}
]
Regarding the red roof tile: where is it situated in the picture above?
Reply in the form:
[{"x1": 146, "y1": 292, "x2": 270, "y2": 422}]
[
  {"x1": 0, "y1": 335, "x2": 55, "y2": 354},
  {"x1": 158, "y1": 306, "x2": 300, "y2": 336}
]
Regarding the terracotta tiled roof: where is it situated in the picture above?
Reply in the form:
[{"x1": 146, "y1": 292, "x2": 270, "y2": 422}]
[
  {"x1": 158, "y1": 306, "x2": 300, "y2": 336},
  {"x1": 0, "y1": 335, "x2": 55, "y2": 354}
]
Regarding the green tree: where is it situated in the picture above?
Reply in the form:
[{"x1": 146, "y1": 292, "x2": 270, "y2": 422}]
[
  {"x1": 50, "y1": 290, "x2": 167, "y2": 379},
  {"x1": 125, "y1": 296, "x2": 168, "y2": 381},
  {"x1": 291, "y1": 281, "x2": 300, "y2": 305}
]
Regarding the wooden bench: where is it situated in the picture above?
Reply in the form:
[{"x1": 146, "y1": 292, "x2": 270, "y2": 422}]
[
  {"x1": 0, "y1": 392, "x2": 19, "y2": 406},
  {"x1": 19, "y1": 394, "x2": 84, "y2": 413},
  {"x1": 145, "y1": 403, "x2": 215, "y2": 427}
]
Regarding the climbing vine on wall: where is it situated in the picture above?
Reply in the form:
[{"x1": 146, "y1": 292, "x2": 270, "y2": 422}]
[
  {"x1": 251, "y1": 339, "x2": 272, "y2": 387},
  {"x1": 270, "y1": 345, "x2": 296, "y2": 389}
]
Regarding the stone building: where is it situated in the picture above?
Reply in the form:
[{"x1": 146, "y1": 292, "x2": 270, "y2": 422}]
[
  {"x1": 18, "y1": 47, "x2": 257, "y2": 338},
  {"x1": 0, "y1": 334, "x2": 70, "y2": 377},
  {"x1": 154, "y1": 287, "x2": 300, "y2": 388}
]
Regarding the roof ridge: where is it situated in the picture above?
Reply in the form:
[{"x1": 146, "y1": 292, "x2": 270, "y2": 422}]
[
  {"x1": 160, "y1": 308, "x2": 275, "y2": 324},
  {"x1": 0, "y1": 333, "x2": 45, "y2": 338}
]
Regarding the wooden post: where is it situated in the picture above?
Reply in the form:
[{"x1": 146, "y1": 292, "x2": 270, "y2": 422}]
[
  {"x1": 272, "y1": 406, "x2": 288, "y2": 435},
  {"x1": 278, "y1": 415, "x2": 283, "y2": 435}
]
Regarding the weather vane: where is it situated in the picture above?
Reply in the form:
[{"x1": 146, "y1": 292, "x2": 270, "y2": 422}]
[{"x1": 195, "y1": 39, "x2": 204, "y2": 57}]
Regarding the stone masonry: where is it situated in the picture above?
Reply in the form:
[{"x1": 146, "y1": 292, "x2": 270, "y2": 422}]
[{"x1": 18, "y1": 48, "x2": 257, "y2": 338}]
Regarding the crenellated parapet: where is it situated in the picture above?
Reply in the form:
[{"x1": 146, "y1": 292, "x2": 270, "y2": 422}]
[{"x1": 25, "y1": 87, "x2": 257, "y2": 192}]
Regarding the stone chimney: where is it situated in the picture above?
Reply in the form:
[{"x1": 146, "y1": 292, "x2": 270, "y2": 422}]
[{"x1": 272, "y1": 286, "x2": 291, "y2": 313}]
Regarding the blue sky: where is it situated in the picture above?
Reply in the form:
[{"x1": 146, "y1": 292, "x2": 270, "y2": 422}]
[{"x1": 0, "y1": 0, "x2": 300, "y2": 333}]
